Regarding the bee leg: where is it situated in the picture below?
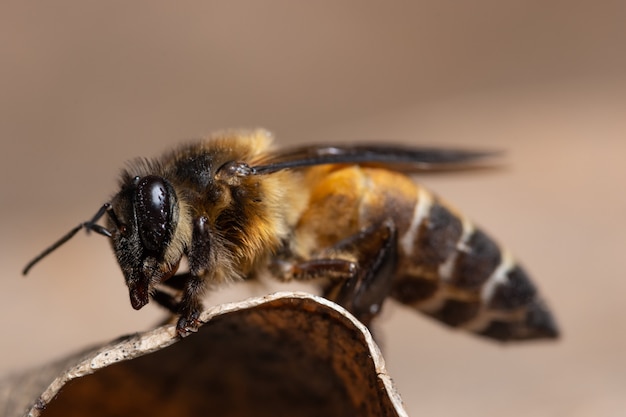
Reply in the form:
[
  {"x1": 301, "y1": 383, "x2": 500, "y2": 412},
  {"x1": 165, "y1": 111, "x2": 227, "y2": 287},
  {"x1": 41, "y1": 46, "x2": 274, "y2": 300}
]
[
  {"x1": 285, "y1": 220, "x2": 398, "y2": 326},
  {"x1": 278, "y1": 258, "x2": 358, "y2": 281},
  {"x1": 172, "y1": 216, "x2": 213, "y2": 337},
  {"x1": 160, "y1": 273, "x2": 189, "y2": 290},
  {"x1": 327, "y1": 220, "x2": 397, "y2": 326},
  {"x1": 150, "y1": 288, "x2": 181, "y2": 314},
  {"x1": 174, "y1": 274, "x2": 204, "y2": 337}
]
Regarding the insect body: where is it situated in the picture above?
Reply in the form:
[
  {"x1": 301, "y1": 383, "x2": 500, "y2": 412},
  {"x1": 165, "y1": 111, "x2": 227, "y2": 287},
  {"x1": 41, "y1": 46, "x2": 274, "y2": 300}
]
[{"x1": 24, "y1": 129, "x2": 558, "y2": 341}]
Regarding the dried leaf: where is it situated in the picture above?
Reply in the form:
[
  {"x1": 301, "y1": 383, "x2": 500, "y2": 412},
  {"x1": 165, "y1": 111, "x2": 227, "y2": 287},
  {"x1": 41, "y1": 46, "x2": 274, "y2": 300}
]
[{"x1": 1, "y1": 292, "x2": 408, "y2": 417}]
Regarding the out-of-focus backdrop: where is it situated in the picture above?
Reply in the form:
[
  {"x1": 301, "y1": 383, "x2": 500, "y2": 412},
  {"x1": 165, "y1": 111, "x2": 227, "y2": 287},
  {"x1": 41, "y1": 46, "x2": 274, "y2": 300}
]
[{"x1": 1, "y1": 2, "x2": 625, "y2": 416}]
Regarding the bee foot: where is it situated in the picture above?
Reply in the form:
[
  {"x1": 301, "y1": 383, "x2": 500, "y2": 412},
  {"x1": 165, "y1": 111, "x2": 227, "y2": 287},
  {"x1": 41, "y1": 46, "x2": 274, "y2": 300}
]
[{"x1": 175, "y1": 311, "x2": 201, "y2": 337}]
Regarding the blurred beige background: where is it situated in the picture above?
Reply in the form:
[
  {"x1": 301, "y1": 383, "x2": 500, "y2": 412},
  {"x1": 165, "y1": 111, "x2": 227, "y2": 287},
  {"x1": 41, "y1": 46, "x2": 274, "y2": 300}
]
[{"x1": 1, "y1": 1, "x2": 625, "y2": 416}]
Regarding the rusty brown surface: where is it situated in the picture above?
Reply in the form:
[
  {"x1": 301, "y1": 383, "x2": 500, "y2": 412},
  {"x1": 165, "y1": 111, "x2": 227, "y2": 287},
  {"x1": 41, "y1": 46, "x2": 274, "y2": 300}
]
[{"x1": 0, "y1": 293, "x2": 406, "y2": 417}]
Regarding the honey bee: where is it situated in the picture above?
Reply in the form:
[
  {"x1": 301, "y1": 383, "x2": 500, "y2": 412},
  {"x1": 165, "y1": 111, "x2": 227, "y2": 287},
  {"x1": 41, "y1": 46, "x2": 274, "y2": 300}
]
[{"x1": 24, "y1": 129, "x2": 558, "y2": 341}]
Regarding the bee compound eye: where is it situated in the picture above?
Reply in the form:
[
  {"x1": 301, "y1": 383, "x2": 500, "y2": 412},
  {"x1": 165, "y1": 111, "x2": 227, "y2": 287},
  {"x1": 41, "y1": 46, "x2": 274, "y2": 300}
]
[{"x1": 135, "y1": 175, "x2": 174, "y2": 253}]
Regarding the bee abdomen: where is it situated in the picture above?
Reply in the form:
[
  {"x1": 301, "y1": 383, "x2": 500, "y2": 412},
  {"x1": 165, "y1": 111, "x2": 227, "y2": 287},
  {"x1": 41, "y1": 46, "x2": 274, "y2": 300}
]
[{"x1": 393, "y1": 188, "x2": 559, "y2": 342}]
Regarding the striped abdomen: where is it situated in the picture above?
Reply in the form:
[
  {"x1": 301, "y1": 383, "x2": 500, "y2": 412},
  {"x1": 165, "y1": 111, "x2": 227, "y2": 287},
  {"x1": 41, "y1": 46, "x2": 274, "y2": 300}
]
[
  {"x1": 393, "y1": 186, "x2": 558, "y2": 342},
  {"x1": 298, "y1": 165, "x2": 558, "y2": 342}
]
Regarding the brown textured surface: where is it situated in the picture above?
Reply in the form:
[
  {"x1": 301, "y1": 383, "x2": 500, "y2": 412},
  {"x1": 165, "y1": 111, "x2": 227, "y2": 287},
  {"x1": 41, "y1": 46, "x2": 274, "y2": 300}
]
[
  {"x1": 1, "y1": 294, "x2": 406, "y2": 417},
  {"x1": 2, "y1": 3, "x2": 626, "y2": 416}
]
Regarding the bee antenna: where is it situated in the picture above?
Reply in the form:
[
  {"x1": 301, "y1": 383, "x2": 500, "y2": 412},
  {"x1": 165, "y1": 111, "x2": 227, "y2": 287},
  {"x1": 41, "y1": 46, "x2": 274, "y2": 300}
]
[{"x1": 22, "y1": 203, "x2": 113, "y2": 276}]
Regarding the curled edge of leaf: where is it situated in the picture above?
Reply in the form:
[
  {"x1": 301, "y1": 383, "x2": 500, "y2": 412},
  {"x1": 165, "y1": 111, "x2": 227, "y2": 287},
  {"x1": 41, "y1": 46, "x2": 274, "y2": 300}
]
[{"x1": 1, "y1": 292, "x2": 408, "y2": 417}]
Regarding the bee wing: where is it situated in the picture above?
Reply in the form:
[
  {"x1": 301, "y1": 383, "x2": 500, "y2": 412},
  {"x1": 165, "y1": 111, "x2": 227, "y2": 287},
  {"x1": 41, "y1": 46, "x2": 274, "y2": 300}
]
[{"x1": 252, "y1": 144, "x2": 500, "y2": 174}]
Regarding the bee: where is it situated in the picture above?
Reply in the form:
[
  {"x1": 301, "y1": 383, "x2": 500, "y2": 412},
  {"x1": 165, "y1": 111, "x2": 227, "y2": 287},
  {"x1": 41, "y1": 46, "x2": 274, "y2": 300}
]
[{"x1": 24, "y1": 129, "x2": 558, "y2": 341}]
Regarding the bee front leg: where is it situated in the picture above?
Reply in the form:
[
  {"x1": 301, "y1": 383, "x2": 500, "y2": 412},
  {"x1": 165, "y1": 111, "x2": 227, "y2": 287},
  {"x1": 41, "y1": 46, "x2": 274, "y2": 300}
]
[
  {"x1": 171, "y1": 216, "x2": 220, "y2": 337},
  {"x1": 175, "y1": 273, "x2": 204, "y2": 337},
  {"x1": 153, "y1": 216, "x2": 214, "y2": 337},
  {"x1": 276, "y1": 220, "x2": 398, "y2": 326}
]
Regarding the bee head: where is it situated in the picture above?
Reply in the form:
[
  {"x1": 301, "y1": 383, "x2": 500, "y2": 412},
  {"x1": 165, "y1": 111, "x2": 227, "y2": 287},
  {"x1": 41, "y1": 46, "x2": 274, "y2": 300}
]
[{"x1": 109, "y1": 175, "x2": 181, "y2": 310}]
